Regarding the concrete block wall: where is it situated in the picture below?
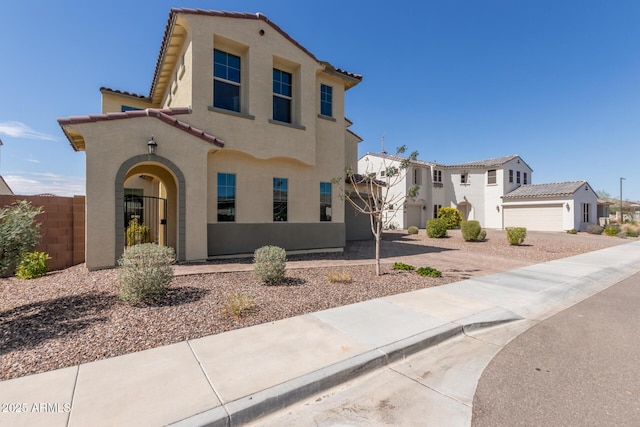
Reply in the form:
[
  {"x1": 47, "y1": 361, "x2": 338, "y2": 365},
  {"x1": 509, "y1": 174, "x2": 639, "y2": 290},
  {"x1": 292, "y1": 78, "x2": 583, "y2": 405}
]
[{"x1": 0, "y1": 194, "x2": 86, "y2": 271}]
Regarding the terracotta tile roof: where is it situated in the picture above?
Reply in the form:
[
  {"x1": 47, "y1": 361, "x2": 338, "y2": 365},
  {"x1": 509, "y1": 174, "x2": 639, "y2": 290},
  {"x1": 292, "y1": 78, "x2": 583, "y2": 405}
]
[
  {"x1": 100, "y1": 87, "x2": 149, "y2": 100},
  {"x1": 57, "y1": 107, "x2": 224, "y2": 151},
  {"x1": 146, "y1": 8, "x2": 362, "y2": 99},
  {"x1": 503, "y1": 181, "x2": 589, "y2": 199}
]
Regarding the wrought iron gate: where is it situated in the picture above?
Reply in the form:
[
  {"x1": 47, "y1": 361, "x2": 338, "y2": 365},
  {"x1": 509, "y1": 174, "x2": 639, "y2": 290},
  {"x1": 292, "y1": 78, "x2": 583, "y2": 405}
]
[{"x1": 124, "y1": 195, "x2": 168, "y2": 246}]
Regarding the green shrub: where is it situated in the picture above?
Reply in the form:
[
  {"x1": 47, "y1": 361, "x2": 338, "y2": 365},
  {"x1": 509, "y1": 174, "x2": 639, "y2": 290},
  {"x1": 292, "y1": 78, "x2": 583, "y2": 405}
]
[
  {"x1": 604, "y1": 226, "x2": 619, "y2": 237},
  {"x1": 126, "y1": 218, "x2": 151, "y2": 246},
  {"x1": 506, "y1": 227, "x2": 527, "y2": 245},
  {"x1": 477, "y1": 229, "x2": 487, "y2": 241},
  {"x1": 223, "y1": 292, "x2": 256, "y2": 319},
  {"x1": 393, "y1": 262, "x2": 415, "y2": 271},
  {"x1": 117, "y1": 243, "x2": 175, "y2": 304},
  {"x1": 461, "y1": 220, "x2": 482, "y2": 241},
  {"x1": 426, "y1": 218, "x2": 448, "y2": 238},
  {"x1": 416, "y1": 266, "x2": 442, "y2": 277},
  {"x1": 586, "y1": 224, "x2": 604, "y2": 235},
  {"x1": 407, "y1": 226, "x2": 419, "y2": 235},
  {"x1": 566, "y1": 228, "x2": 578, "y2": 234},
  {"x1": 626, "y1": 230, "x2": 638, "y2": 238},
  {"x1": 254, "y1": 245, "x2": 287, "y2": 285},
  {"x1": 16, "y1": 251, "x2": 50, "y2": 279},
  {"x1": 0, "y1": 201, "x2": 43, "y2": 277},
  {"x1": 438, "y1": 207, "x2": 463, "y2": 229}
]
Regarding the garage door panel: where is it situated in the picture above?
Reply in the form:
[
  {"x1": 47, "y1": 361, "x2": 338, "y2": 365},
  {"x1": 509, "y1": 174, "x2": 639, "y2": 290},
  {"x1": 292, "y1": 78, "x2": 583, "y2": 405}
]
[{"x1": 503, "y1": 204, "x2": 563, "y2": 231}]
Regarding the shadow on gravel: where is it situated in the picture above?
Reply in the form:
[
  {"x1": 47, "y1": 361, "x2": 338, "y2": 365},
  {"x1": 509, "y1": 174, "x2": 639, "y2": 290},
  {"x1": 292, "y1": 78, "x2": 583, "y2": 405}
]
[
  {"x1": 149, "y1": 286, "x2": 209, "y2": 307},
  {"x1": 0, "y1": 292, "x2": 116, "y2": 355}
]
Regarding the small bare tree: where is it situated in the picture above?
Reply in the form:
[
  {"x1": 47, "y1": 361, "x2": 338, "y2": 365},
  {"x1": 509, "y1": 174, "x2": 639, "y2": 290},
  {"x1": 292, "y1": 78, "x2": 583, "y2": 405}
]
[{"x1": 334, "y1": 145, "x2": 418, "y2": 276}]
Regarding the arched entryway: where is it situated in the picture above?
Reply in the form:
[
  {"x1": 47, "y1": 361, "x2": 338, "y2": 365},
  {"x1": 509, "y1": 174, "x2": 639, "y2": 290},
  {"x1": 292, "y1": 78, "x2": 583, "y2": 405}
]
[
  {"x1": 457, "y1": 201, "x2": 471, "y2": 221},
  {"x1": 115, "y1": 155, "x2": 186, "y2": 262}
]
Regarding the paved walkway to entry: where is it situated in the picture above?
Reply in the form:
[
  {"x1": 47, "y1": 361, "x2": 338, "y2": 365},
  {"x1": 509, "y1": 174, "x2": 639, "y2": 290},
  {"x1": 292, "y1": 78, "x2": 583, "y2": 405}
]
[{"x1": 1, "y1": 241, "x2": 639, "y2": 426}]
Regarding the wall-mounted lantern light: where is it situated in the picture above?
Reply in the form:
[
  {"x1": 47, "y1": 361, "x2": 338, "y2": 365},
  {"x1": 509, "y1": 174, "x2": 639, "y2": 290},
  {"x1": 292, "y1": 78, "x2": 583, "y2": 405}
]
[
  {"x1": 565, "y1": 202, "x2": 570, "y2": 211},
  {"x1": 496, "y1": 205, "x2": 500, "y2": 212},
  {"x1": 147, "y1": 136, "x2": 158, "y2": 155}
]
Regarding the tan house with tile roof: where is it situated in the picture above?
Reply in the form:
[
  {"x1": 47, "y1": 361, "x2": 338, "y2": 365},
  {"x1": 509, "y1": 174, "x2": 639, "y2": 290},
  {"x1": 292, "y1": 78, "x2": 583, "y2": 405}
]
[{"x1": 58, "y1": 9, "x2": 362, "y2": 269}]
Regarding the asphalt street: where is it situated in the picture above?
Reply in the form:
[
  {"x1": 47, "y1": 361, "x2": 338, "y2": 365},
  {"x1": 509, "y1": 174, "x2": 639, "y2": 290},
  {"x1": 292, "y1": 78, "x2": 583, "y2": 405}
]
[{"x1": 472, "y1": 271, "x2": 640, "y2": 426}]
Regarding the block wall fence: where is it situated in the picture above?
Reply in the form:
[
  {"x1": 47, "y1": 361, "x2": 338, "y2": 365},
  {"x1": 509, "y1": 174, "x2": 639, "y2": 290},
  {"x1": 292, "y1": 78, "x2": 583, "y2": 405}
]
[{"x1": 0, "y1": 195, "x2": 85, "y2": 271}]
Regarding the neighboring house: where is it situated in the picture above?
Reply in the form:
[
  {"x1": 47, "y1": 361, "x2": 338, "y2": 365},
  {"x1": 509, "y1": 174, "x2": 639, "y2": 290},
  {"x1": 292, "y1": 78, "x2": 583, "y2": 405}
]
[
  {"x1": 358, "y1": 153, "x2": 533, "y2": 230},
  {"x1": 0, "y1": 175, "x2": 13, "y2": 195},
  {"x1": 502, "y1": 181, "x2": 598, "y2": 231},
  {"x1": 358, "y1": 152, "x2": 598, "y2": 231},
  {"x1": 58, "y1": 9, "x2": 362, "y2": 270}
]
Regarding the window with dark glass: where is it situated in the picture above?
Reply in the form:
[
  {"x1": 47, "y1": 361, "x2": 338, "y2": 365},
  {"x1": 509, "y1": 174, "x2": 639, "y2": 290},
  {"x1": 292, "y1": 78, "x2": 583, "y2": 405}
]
[
  {"x1": 582, "y1": 203, "x2": 590, "y2": 223},
  {"x1": 524, "y1": 172, "x2": 528, "y2": 185},
  {"x1": 273, "y1": 178, "x2": 288, "y2": 221},
  {"x1": 517, "y1": 171, "x2": 521, "y2": 184},
  {"x1": 433, "y1": 204, "x2": 442, "y2": 219},
  {"x1": 320, "y1": 84, "x2": 332, "y2": 117},
  {"x1": 509, "y1": 169, "x2": 513, "y2": 183},
  {"x1": 213, "y1": 49, "x2": 241, "y2": 112},
  {"x1": 273, "y1": 69, "x2": 292, "y2": 123},
  {"x1": 217, "y1": 173, "x2": 236, "y2": 222},
  {"x1": 433, "y1": 169, "x2": 442, "y2": 182},
  {"x1": 320, "y1": 182, "x2": 332, "y2": 221},
  {"x1": 487, "y1": 169, "x2": 497, "y2": 185},
  {"x1": 461, "y1": 173, "x2": 468, "y2": 184}
]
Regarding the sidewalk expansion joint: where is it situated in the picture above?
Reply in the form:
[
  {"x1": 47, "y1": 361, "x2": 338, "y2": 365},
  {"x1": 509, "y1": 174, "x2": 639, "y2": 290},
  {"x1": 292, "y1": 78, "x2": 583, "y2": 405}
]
[
  {"x1": 387, "y1": 365, "x2": 471, "y2": 408},
  {"x1": 186, "y1": 340, "x2": 229, "y2": 421},
  {"x1": 65, "y1": 365, "x2": 80, "y2": 427}
]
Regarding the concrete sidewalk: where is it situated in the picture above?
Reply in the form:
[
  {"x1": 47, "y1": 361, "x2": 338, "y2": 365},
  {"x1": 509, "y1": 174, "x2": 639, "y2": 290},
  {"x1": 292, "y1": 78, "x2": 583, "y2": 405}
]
[{"x1": 2, "y1": 242, "x2": 640, "y2": 426}]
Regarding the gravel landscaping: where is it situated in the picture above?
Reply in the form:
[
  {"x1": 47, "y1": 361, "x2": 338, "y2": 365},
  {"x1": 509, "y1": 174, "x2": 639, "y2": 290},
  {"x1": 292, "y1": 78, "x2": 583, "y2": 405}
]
[{"x1": 0, "y1": 229, "x2": 631, "y2": 381}]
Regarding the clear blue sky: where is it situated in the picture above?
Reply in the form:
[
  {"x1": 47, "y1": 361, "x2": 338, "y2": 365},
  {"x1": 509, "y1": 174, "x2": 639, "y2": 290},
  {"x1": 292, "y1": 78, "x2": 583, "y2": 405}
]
[{"x1": 1, "y1": 0, "x2": 639, "y2": 200}]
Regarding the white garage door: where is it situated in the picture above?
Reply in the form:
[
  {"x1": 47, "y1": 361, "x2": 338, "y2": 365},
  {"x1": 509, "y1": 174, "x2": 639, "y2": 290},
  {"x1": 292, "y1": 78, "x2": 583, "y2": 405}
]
[
  {"x1": 406, "y1": 206, "x2": 422, "y2": 229},
  {"x1": 503, "y1": 204, "x2": 564, "y2": 231}
]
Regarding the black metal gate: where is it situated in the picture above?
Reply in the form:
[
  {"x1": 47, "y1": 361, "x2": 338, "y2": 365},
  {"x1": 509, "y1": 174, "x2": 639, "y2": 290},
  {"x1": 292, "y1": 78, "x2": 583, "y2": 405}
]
[{"x1": 124, "y1": 195, "x2": 167, "y2": 246}]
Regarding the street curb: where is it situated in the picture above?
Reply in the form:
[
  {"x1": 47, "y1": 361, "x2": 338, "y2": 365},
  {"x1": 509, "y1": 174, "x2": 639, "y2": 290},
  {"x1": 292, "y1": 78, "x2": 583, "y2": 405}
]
[{"x1": 169, "y1": 313, "x2": 522, "y2": 426}]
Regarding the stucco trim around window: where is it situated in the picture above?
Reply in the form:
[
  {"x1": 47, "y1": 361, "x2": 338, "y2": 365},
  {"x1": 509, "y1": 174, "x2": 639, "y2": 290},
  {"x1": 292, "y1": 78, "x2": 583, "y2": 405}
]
[
  {"x1": 208, "y1": 106, "x2": 255, "y2": 120},
  {"x1": 268, "y1": 119, "x2": 306, "y2": 130},
  {"x1": 115, "y1": 155, "x2": 186, "y2": 263},
  {"x1": 317, "y1": 114, "x2": 336, "y2": 122}
]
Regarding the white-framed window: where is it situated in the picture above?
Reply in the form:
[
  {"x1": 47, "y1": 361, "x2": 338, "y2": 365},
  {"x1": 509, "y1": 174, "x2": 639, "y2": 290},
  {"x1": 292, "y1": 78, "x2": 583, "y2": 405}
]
[
  {"x1": 582, "y1": 203, "x2": 590, "y2": 223},
  {"x1": 213, "y1": 49, "x2": 241, "y2": 112},
  {"x1": 487, "y1": 169, "x2": 497, "y2": 185},
  {"x1": 413, "y1": 169, "x2": 421, "y2": 185},
  {"x1": 273, "y1": 68, "x2": 292, "y2": 123},
  {"x1": 433, "y1": 204, "x2": 442, "y2": 219},
  {"x1": 433, "y1": 169, "x2": 442, "y2": 182},
  {"x1": 517, "y1": 171, "x2": 521, "y2": 184}
]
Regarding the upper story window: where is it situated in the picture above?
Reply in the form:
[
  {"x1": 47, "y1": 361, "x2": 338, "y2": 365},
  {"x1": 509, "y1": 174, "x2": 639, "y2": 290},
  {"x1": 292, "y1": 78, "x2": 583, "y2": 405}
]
[
  {"x1": 487, "y1": 169, "x2": 497, "y2": 185},
  {"x1": 121, "y1": 105, "x2": 142, "y2": 112},
  {"x1": 273, "y1": 69, "x2": 292, "y2": 123},
  {"x1": 213, "y1": 49, "x2": 241, "y2": 112},
  {"x1": 516, "y1": 171, "x2": 521, "y2": 184},
  {"x1": 461, "y1": 173, "x2": 468, "y2": 184},
  {"x1": 217, "y1": 173, "x2": 236, "y2": 222},
  {"x1": 433, "y1": 169, "x2": 442, "y2": 183},
  {"x1": 523, "y1": 172, "x2": 528, "y2": 185},
  {"x1": 320, "y1": 182, "x2": 332, "y2": 221},
  {"x1": 509, "y1": 169, "x2": 513, "y2": 183},
  {"x1": 273, "y1": 178, "x2": 288, "y2": 221},
  {"x1": 413, "y1": 169, "x2": 421, "y2": 185},
  {"x1": 320, "y1": 84, "x2": 333, "y2": 117}
]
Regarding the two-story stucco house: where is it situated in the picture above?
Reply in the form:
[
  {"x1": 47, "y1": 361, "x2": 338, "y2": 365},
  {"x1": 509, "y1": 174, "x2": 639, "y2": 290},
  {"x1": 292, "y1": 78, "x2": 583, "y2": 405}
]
[
  {"x1": 358, "y1": 152, "x2": 598, "y2": 231},
  {"x1": 58, "y1": 9, "x2": 363, "y2": 270}
]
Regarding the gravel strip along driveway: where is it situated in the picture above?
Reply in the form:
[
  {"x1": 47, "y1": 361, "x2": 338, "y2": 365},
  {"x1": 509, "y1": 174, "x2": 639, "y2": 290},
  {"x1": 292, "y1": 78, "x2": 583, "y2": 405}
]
[{"x1": 0, "y1": 229, "x2": 629, "y2": 381}]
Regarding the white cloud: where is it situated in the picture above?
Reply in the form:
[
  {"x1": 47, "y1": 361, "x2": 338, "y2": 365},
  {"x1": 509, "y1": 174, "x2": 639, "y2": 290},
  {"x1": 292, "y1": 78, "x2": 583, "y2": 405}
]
[
  {"x1": 3, "y1": 172, "x2": 85, "y2": 197},
  {"x1": 0, "y1": 121, "x2": 57, "y2": 141},
  {"x1": 25, "y1": 157, "x2": 41, "y2": 163}
]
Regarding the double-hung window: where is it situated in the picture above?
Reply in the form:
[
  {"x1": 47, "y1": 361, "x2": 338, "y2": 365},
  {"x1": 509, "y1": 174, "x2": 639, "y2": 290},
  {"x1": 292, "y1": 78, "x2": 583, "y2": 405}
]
[
  {"x1": 320, "y1": 182, "x2": 332, "y2": 221},
  {"x1": 487, "y1": 169, "x2": 497, "y2": 185},
  {"x1": 433, "y1": 170, "x2": 442, "y2": 182},
  {"x1": 582, "y1": 203, "x2": 590, "y2": 223},
  {"x1": 273, "y1": 178, "x2": 288, "y2": 221},
  {"x1": 213, "y1": 49, "x2": 241, "y2": 112},
  {"x1": 217, "y1": 173, "x2": 236, "y2": 222},
  {"x1": 433, "y1": 204, "x2": 442, "y2": 219},
  {"x1": 509, "y1": 169, "x2": 513, "y2": 183},
  {"x1": 320, "y1": 84, "x2": 333, "y2": 117},
  {"x1": 273, "y1": 69, "x2": 292, "y2": 123},
  {"x1": 523, "y1": 172, "x2": 528, "y2": 185},
  {"x1": 517, "y1": 171, "x2": 521, "y2": 184}
]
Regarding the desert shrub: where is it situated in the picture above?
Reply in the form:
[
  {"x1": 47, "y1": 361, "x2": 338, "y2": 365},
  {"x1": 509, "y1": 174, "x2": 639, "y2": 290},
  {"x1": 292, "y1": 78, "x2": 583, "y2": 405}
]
[
  {"x1": 461, "y1": 220, "x2": 482, "y2": 241},
  {"x1": 477, "y1": 229, "x2": 487, "y2": 241},
  {"x1": 604, "y1": 226, "x2": 619, "y2": 237},
  {"x1": 407, "y1": 226, "x2": 419, "y2": 235},
  {"x1": 626, "y1": 230, "x2": 638, "y2": 238},
  {"x1": 0, "y1": 201, "x2": 43, "y2": 277},
  {"x1": 416, "y1": 266, "x2": 442, "y2": 277},
  {"x1": 254, "y1": 245, "x2": 287, "y2": 285},
  {"x1": 586, "y1": 224, "x2": 604, "y2": 235},
  {"x1": 566, "y1": 228, "x2": 578, "y2": 234},
  {"x1": 506, "y1": 227, "x2": 527, "y2": 246},
  {"x1": 223, "y1": 292, "x2": 256, "y2": 319},
  {"x1": 438, "y1": 207, "x2": 463, "y2": 229},
  {"x1": 327, "y1": 270, "x2": 353, "y2": 283},
  {"x1": 16, "y1": 251, "x2": 50, "y2": 279},
  {"x1": 117, "y1": 243, "x2": 175, "y2": 304},
  {"x1": 126, "y1": 218, "x2": 151, "y2": 246},
  {"x1": 393, "y1": 262, "x2": 415, "y2": 271},
  {"x1": 426, "y1": 218, "x2": 448, "y2": 238}
]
